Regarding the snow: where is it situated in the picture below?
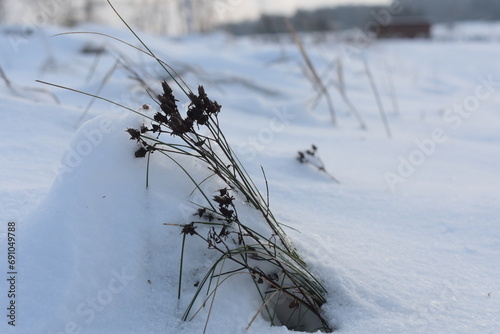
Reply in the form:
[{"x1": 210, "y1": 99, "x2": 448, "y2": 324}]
[{"x1": 1, "y1": 21, "x2": 500, "y2": 334}]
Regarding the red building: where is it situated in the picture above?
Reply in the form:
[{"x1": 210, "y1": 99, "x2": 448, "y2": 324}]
[{"x1": 377, "y1": 18, "x2": 432, "y2": 39}]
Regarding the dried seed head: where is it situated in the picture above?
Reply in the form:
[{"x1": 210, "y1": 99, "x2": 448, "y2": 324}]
[
  {"x1": 213, "y1": 195, "x2": 233, "y2": 207},
  {"x1": 135, "y1": 147, "x2": 148, "y2": 158},
  {"x1": 181, "y1": 223, "x2": 197, "y2": 236},
  {"x1": 268, "y1": 273, "x2": 279, "y2": 281},
  {"x1": 154, "y1": 112, "x2": 168, "y2": 124},
  {"x1": 126, "y1": 128, "x2": 141, "y2": 140},
  {"x1": 207, "y1": 100, "x2": 221, "y2": 115},
  {"x1": 289, "y1": 300, "x2": 299, "y2": 309},
  {"x1": 297, "y1": 151, "x2": 306, "y2": 163},
  {"x1": 168, "y1": 113, "x2": 191, "y2": 136},
  {"x1": 161, "y1": 80, "x2": 173, "y2": 95},
  {"x1": 194, "y1": 208, "x2": 206, "y2": 218},
  {"x1": 194, "y1": 140, "x2": 205, "y2": 147},
  {"x1": 183, "y1": 117, "x2": 194, "y2": 131},
  {"x1": 184, "y1": 85, "x2": 222, "y2": 127},
  {"x1": 198, "y1": 85, "x2": 206, "y2": 98},
  {"x1": 151, "y1": 124, "x2": 161, "y2": 133},
  {"x1": 219, "y1": 207, "x2": 234, "y2": 219},
  {"x1": 188, "y1": 92, "x2": 202, "y2": 108},
  {"x1": 158, "y1": 81, "x2": 179, "y2": 116},
  {"x1": 187, "y1": 107, "x2": 204, "y2": 121},
  {"x1": 197, "y1": 114, "x2": 209, "y2": 126}
]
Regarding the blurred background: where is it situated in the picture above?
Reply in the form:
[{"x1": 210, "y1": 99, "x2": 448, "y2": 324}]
[
  {"x1": 1, "y1": 0, "x2": 500, "y2": 36},
  {"x1": 1, "y1": 4, "x2": 500, "y2": 333}
]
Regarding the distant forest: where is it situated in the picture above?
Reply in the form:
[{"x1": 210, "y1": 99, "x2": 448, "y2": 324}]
[
  {"x1": 222, "y1": 0, "x2": 500, "y2": 35},
  {"x1": 1, "y1": 0, "x2": 500, "y2": 35}
]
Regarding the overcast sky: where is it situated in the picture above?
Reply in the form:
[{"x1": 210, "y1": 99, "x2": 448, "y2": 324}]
[
  {"x1": 256, "y1": 0, "x2": 390, "y2": 14},
  {"x1": 223, "y1": 0, "x2": 391, "y2": 22}
]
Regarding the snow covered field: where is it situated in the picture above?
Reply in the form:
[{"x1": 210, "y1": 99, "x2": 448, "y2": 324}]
[{"x1": 1, "y1": 21, "x2": 499, "y2": 333}]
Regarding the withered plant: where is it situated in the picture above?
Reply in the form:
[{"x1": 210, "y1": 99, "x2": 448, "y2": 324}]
[
  {"x1": 285, "y1": 19, "x2": 337, "y2": 126},
  {"x1": 362, "y1": 58, "x2": 392, "y2": 138},
  {"x1": 38, "y1": 1, "x2": 333, "y2": 332},
  {"x1": 128, "y1": 80, "x2": 332, "y2": 332}
]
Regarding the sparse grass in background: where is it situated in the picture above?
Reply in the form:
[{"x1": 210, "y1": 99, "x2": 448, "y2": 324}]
[
  {"x1": 76, "y1": 58, "x2": 120, "y2": 128},
  {"x1": 0, "y1": 65, "x2": 12, "y2": 89},
  {"x1": 334, "y1": 58, "x2": 367, "y2": 130},
  {"x1": 362, "y1": 58, "x2": 392, "y2": 138},
  {"x1": 0, "y1": 65, "x2": 60, "y2": 104},
  {"x1": 285, "y1": 19, "x2": 337, "y2": 125},
  {"x1": 384, "y1": 62, "x2": 400, "y2": 115},
  {"x1": 81, "y1": 42, "x2": 107, "y2": 84}
]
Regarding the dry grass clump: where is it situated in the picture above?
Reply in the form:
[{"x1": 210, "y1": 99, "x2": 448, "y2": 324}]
[
  {"x1": 37, "y1": 1, "x2": 334, "y2": 332},
  {"x1": 127, "y1": 79, "x2": 333, "y2": 332}
]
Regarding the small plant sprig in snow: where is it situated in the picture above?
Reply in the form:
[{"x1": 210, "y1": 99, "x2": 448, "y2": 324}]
[{"x1": 297, "y1": 145, "x2": 340, "y2": 184}]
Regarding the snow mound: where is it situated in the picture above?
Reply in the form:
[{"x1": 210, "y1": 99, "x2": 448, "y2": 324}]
[
  {"x1": 16, "y1": 113, "x2": 189, "y2": 333},
  {"x1": 16, "y1": 112, "x2": 299, "y2": 334}
]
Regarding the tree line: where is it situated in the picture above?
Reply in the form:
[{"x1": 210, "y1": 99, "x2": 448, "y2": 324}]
[
  {"x1": 223, "y1": 0, "x2": 500, "y2": 35},
  {"x1": 1, "y1": 0, "x2": 500, "y2": 35}
]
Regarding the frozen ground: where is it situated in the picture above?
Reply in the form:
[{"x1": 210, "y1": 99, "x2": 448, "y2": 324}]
[{"x1": 0, "y1": 21, "x2": 499, "y2": 334}]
